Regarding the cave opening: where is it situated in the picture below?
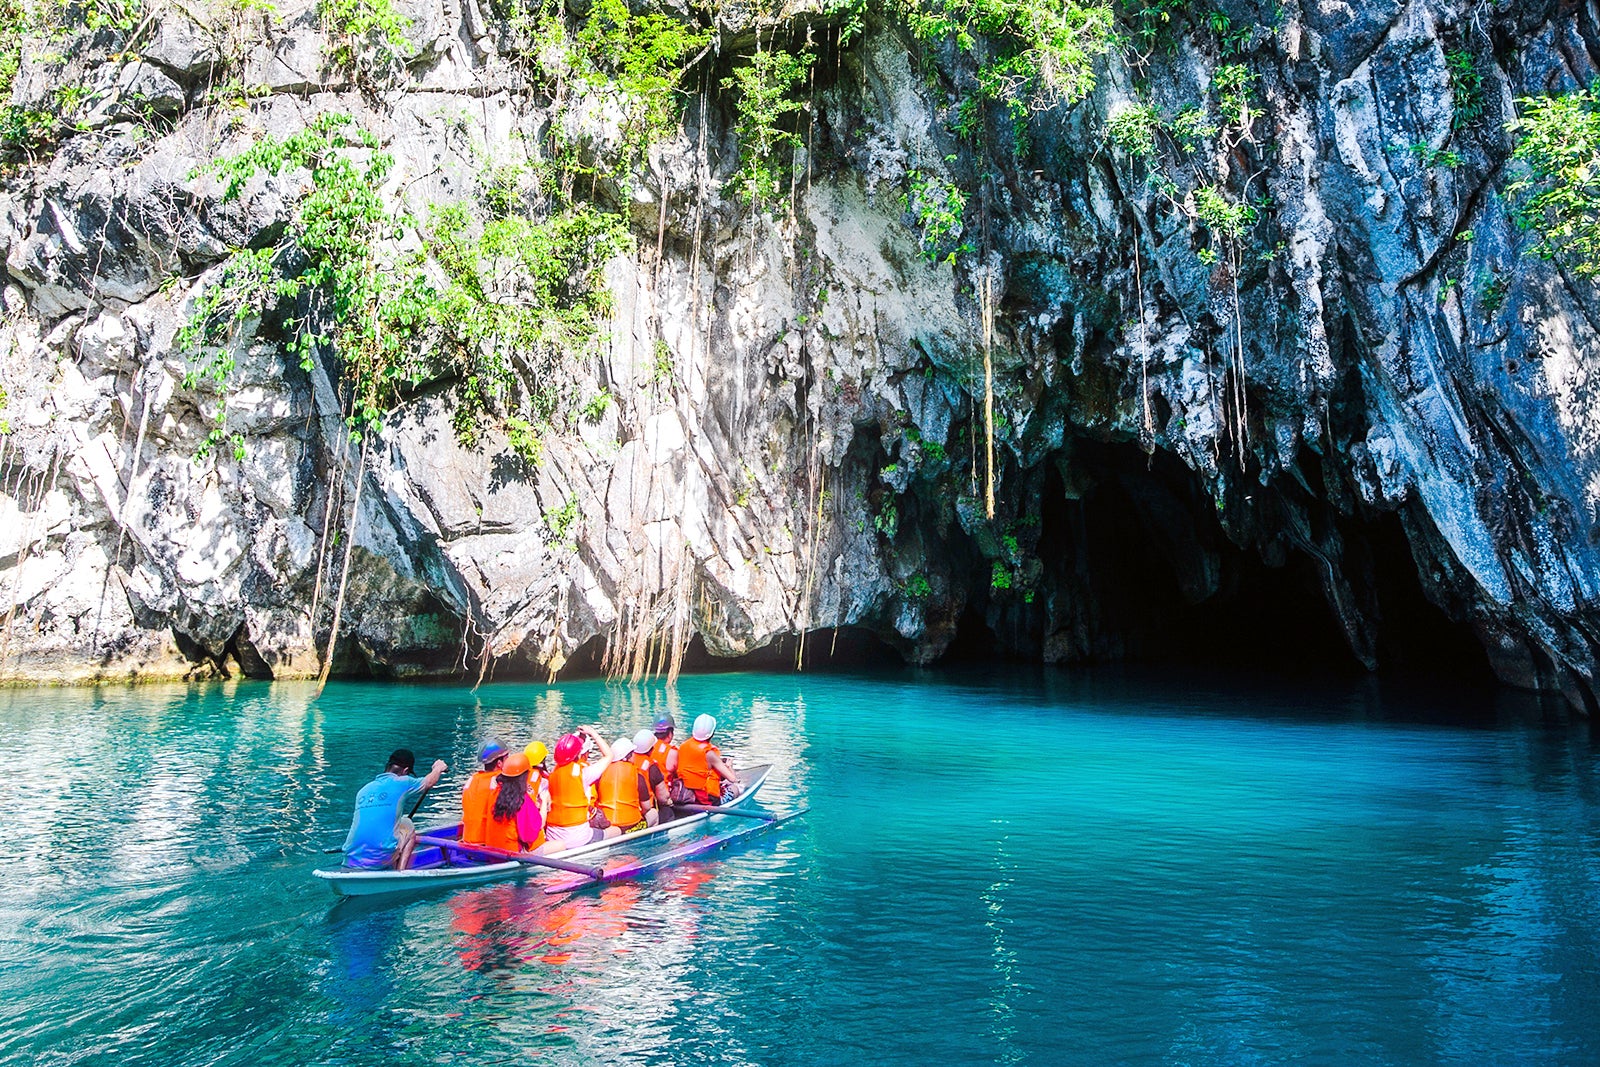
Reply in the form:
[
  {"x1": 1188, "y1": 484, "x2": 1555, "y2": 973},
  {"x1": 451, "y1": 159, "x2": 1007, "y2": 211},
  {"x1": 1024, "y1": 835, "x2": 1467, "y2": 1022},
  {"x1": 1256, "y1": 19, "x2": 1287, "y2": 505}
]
[
  {"x1": 1357, "y1": 510, "x2": 1494, "y2": 681},
  {"x1": 940, "y1": 438, "x2": 1493, "y2": 684}
]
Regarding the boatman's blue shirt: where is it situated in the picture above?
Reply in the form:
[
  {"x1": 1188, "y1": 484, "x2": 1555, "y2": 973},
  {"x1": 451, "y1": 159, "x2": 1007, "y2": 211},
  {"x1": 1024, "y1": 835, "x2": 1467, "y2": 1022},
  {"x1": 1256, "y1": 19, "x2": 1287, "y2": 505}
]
[{"x1": 342, "y1": 771, "x2": 423, "y2": 869}]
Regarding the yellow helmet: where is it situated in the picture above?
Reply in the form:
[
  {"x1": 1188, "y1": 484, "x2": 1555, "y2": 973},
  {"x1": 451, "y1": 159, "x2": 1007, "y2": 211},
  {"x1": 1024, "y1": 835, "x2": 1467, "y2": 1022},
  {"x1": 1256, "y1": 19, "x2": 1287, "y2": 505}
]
[{"x1": 524, "y1": 741, "x2": 550, "y2": 766}]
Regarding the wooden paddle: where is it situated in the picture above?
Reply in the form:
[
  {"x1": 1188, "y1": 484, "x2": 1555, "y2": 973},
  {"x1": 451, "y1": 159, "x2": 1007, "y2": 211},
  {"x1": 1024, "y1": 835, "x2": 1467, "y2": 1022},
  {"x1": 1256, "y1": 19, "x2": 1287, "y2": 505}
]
[{"x1": 416, "y1": 835, "x2": 604, "y2": 879}]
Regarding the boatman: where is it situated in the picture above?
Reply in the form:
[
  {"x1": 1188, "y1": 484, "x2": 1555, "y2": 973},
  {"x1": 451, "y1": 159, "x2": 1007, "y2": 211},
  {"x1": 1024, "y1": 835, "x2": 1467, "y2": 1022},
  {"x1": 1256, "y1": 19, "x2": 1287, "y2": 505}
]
[
  {"x1": 677, "y1": 715, "x2": 741, "y2": 805},
  {"x1": 342, "y1": 748, "x2": 448, "y2": 870},
  {"x1": 460, "y1": 740, "x2": 509, "y2": 847}
]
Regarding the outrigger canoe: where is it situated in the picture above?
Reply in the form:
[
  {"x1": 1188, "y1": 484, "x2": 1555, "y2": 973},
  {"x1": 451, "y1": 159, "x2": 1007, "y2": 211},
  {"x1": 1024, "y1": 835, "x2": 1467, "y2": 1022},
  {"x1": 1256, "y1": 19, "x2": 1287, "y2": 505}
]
[{"x1": 314, "y1": 764, "x2": 772, "y2": 898}]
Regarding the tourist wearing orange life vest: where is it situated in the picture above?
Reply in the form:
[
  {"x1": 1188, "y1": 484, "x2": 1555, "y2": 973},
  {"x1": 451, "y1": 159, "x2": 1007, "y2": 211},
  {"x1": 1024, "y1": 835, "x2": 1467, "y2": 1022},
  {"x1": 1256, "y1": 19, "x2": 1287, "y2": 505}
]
[
  {"x1": 542, "y1": 726, "x2": 613, "y2": 851},
  {"x1": 677, "y1": 714, "x2": 741, "y2": 804},
  {"x1": 460, "y1": 740, "x2": 509, "y2": 846},
  {"x1": 631, "y1": 728, "x2": 674, "y2": 814},
  {"x1": 597, "y1": 736, "x2": 658, "y2": 836},
  {"x1": 647, "y1": 715, "x2": 695, "y2": 806},
  {"x1": 484, "y1": 752, "x2": 544, "y2": 853}
]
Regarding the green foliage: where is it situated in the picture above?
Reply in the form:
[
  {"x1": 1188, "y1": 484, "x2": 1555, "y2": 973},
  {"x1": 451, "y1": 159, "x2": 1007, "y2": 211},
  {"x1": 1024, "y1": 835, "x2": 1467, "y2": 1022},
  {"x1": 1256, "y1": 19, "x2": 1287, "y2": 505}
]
[
  {"x1": 579, "y1": 389, "x2": 612, "y2": 422},
  {"x1": 0, "y1": 105, "x2": 58, "y2": 158},
  {"x1": 544, "y1": 495, "x2": 579, "y2": 546},
  {"x1": 1409, "y1": 142, "x2": 1461, "y2": 169},
  {"x1": 423, "y1": 194, "x2": 629, "y2": 442},
  {"x1": 1127, "y1": 0, "x2": 1191, "y2": 54},
  {"x1": 573, "y1": 0, "x2": 712, "y2": 172},
  {"x1": 322, "y1": 0, "x2": 412, "y2": 81},
  {"x1": 1445, "y1": 47, "x2": 1484, "y2": 130},
  {"x1": 480, "y1": 163, "x2": 526, "y2": 219},
  {"x1": 178, "y1": 247, "x2": 281, "y2": 386},
  {"x1": 829, "y1": 0, "x2": 870, "y2": 45},
  {"x1": 1479, "y1": 270, "x2": 1508, "y2": 314},
  {"x1": 922, "y1": 439, "x2": 947, "y2": 462},
  {"x1": 1204, "y1": 8, "x2": 1251, "y2": 55},
  {"x1": 506, "y1": 416, "x2": 545, "y2": 465},
  {"x1": 990, "y1": 559, "x2": 1012, "y2": 590},
  {"x1": 1169, "y1": 104, "x2": 1217, "y2": 151},
  {"x1": 1507, "y1": 86, "x2": 1600, "y2": 277},
  {"x1": 722, "y1": 47, "x2": 814, "y2": 208},
  {"x1": 902, "y1": 0, "x2": 1113, "y2": 112},
  {"x1": 1105, "y1": 101, "x2": 1160, "y2": 156},
  {"x1": 651, "y1": 339, "x2": 674, "y2": 385},
  {"x1": 1193, "y1": 182, "x2": 1256, "y2": 240},
  {"x1": 902, "y1": 169, "x2": 971, "y2": 264},
  {"x1": 874, "y1": 501, "x2": 899, "y2": 538},
  {"x1": 903, "y1": 574, "x2": 933, "y2": 599},
  {"x1": 0, "y1": 0, "x2": 55, "y2": 160},
  {"x1": 1211, "y1": 62, "x2": 1256, "y2": 133},
  {"x1": 189, "y1": 113, "x2": 629, "y2": 452}
]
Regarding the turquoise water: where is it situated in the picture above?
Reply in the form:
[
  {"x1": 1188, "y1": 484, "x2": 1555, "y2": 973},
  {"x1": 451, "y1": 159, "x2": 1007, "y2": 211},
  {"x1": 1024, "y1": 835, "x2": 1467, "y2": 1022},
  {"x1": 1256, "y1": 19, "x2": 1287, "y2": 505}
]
[{"x1": 2, "y1": 668, "x2": 1599, "y2": 1065}]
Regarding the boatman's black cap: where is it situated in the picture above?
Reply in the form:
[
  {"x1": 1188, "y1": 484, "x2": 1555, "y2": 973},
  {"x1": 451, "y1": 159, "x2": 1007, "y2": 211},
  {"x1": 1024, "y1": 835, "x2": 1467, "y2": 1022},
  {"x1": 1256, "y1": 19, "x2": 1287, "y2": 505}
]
[{"x1": 387, "y1": 749, "x2": 415, "y2": 774}]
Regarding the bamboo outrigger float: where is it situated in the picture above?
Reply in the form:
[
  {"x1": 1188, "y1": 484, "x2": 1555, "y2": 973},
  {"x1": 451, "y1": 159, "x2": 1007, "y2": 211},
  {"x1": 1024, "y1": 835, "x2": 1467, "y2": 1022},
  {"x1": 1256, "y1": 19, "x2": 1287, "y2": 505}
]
[{"x1": 313, "y1": 765, "x2": 776, "y2": 898}]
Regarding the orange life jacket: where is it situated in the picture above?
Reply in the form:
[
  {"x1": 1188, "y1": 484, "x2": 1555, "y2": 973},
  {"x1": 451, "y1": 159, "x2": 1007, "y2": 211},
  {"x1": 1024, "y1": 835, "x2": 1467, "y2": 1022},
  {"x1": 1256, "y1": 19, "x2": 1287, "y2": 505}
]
[
  {"x1": 460, "y1": 770, "x2": 499, "y2": 845},
  {"x1": 547, "y1": 761, "x2": 592, "y2": 829},
  {"x1": 648, "y1": 737, "x2": 675, "y2": 780},
  {"x1": 677, "y1": 738, "x2": 722, "y2": 800},
  {"x1": 628, "y1": 752, "x2": 659, "y2": 807},
  {"x1": 484, "y1": 806, "x2": 521, "y2": 853},
  {"x1": 598, "y1": 761, "x2": 645, "y2": 828}
]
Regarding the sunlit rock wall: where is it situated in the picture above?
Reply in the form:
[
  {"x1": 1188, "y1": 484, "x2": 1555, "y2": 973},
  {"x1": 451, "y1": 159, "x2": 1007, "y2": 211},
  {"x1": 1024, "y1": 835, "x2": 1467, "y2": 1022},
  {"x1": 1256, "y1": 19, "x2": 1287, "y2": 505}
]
[{"x1": 2, "y1": 0, "x2": 1599, "y2": 711}]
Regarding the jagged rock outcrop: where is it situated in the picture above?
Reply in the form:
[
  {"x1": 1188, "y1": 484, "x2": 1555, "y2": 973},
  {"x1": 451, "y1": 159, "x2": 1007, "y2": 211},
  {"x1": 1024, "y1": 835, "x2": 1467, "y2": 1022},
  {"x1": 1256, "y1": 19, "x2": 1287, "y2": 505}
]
[{"x1": 2, "y1": 0, "x2": 1599, "y2": 711}]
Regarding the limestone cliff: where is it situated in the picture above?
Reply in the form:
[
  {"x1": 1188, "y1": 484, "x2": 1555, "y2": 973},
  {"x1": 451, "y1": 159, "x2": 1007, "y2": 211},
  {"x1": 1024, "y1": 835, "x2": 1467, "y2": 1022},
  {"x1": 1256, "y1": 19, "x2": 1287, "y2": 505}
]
[{"x1": 1, "y1": 0, "x2": 1598, "y2": 711}]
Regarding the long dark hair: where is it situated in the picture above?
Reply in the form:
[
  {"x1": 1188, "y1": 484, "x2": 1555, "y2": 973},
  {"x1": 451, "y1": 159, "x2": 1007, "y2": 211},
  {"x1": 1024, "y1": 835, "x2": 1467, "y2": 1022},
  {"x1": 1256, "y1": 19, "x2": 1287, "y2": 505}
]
[{"x1": 492, "y1": 771, "x2": 528, "y2": 822}]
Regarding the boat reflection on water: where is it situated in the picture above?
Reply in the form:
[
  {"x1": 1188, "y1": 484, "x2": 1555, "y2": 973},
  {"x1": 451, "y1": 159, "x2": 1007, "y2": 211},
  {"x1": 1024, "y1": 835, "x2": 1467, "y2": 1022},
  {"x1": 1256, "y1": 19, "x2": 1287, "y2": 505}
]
[
  {"x1": 445, "y1": 858, "x2": 731, "y2": 975},
  {"x1": 447, "y1": 880, "x2": 649, "y2": 973}
]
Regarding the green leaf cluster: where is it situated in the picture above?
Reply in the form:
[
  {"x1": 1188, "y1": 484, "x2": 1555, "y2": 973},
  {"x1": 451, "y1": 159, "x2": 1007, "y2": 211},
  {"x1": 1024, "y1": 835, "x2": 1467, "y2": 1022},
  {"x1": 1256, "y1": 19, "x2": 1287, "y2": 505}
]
[
  {"x1": 1508, "y1": 86, "x2": 1600, "y2": 277},
  {"x1": 188, "y1": 114, "x2": 630, "y2": 455},
  {"x1": 722, "y1": 46, "x2": 814, "y2": 208},
  {"x1": 321, "y1": 0, "x2": 412, "y2": 82},
  {"x1": 902, "y1": 0, "x2": 1113, "y2": 111},
  {"x1": 1193, "y1": 182, "x2": 1256, "y2": 239},
  {"x1": 1104, "y1": 101, "x2": 1160, "y2": 156},
  {"x1": 1445, "y1": 47, "x2": 1483, "y2": 130},
  {"x1": 902, "y1": 169, "x2": 972, "y2": 263},
  {"x1": 573, "y1": 0, "x2": 712, "y2": 172}
]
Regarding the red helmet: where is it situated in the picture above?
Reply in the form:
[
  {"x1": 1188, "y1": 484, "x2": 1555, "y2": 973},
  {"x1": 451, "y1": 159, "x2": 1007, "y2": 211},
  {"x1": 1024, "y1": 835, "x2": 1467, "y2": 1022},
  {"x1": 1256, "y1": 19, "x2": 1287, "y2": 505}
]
[{"x1": 554, "y1": 733, "x2": 583, "y2": 766}]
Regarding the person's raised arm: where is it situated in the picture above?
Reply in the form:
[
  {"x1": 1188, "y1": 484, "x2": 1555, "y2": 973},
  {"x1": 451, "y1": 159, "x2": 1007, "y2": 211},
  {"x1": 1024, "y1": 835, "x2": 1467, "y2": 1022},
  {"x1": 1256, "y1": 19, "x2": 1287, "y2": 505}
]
[
  {"x1": 408, "y1": 759, "x2": 448, "y2": 812},
  {"x1": 420, "y1": 758, "x2": 448, "y2": 791},
  {"x1": 578, "y1": 726, "x2": 612, "y2": 786}
]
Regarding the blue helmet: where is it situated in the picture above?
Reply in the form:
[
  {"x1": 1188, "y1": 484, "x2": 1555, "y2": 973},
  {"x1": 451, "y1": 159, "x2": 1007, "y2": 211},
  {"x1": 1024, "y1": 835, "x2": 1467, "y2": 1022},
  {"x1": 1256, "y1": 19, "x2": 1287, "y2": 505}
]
[{"x1": 478, "y1": 740, "x2": 509, "y2": 766}]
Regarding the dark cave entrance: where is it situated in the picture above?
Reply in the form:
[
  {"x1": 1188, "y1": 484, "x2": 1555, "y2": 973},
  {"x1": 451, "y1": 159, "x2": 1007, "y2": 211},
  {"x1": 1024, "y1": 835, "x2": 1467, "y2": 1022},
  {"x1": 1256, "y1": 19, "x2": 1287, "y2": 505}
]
[{"x1": 942, "y1": 439, "x2": 1492, "y2": 682}]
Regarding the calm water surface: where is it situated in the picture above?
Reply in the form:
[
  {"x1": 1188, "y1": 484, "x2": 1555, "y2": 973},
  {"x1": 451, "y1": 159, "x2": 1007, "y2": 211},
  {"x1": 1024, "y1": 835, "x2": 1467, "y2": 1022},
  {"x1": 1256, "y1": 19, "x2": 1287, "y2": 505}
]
[{"x1": 1, "y1": 668, "x2": 1598, "y2": 1066}]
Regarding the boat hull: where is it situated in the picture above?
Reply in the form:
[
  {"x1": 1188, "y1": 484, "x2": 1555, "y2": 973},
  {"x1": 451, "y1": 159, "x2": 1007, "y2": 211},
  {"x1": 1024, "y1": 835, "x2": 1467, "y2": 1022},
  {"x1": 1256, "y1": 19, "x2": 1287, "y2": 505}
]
[{"x1": 314, "y1": 764, "x2": 772, "y2": 897}]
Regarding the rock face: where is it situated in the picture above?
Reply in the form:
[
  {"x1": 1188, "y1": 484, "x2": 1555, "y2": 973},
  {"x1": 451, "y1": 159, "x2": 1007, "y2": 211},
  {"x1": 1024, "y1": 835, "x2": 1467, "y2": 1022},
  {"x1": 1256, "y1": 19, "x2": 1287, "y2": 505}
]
[{"x1": 1, "y1": 0, "x2": 1598, "y2": 710}]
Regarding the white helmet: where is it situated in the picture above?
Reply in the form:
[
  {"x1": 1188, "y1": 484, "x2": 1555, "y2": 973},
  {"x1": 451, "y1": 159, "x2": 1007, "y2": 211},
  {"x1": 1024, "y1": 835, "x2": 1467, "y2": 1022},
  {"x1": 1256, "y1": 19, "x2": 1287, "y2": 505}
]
[{"x1": 692, "y1": 714, "x2": 716, "y2": 741}]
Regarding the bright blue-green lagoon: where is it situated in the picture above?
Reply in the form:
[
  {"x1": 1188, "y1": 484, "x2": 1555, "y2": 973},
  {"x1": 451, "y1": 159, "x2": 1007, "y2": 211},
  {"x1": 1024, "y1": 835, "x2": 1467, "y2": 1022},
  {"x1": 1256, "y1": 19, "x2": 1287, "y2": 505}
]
[{"x1": 2, "y1": 668, "x2": 1599, "y2": 1065}]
